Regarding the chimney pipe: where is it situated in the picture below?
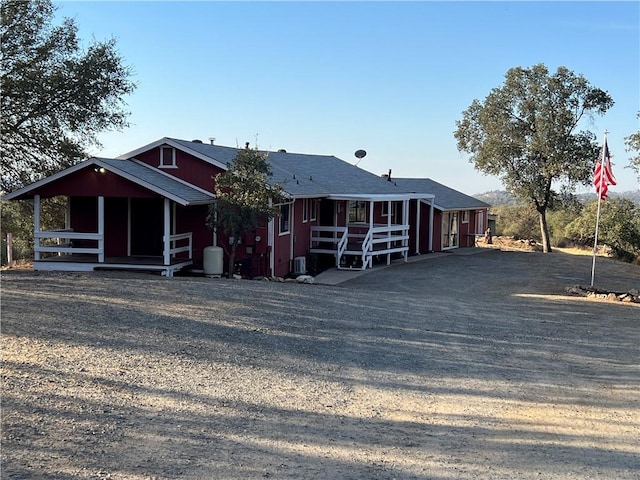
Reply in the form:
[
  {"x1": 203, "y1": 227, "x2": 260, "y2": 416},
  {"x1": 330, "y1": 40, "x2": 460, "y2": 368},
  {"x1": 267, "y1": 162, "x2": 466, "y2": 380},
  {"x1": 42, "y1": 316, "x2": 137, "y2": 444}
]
[{"x1": 387, "y1": 169, "x2": 392, "y2": 181}]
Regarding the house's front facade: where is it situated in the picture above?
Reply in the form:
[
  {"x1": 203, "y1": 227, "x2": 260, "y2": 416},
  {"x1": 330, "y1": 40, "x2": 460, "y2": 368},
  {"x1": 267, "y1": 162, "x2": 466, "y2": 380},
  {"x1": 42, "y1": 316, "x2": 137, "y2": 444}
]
[{"x1": 3, "y1": 138, "x2": 489, "y2": 278}]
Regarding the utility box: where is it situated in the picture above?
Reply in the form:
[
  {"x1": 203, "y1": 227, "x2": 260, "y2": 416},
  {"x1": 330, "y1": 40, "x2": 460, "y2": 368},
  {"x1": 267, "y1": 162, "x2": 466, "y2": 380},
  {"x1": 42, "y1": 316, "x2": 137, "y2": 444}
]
[{"x1": 203, "y1": 246, "x2": 223, "y2": 277}]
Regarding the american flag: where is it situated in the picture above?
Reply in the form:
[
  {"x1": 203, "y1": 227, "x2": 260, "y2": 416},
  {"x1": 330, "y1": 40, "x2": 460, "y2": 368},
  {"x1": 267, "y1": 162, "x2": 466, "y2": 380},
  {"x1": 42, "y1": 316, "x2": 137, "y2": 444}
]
[{"x1": 593, "y1": 139, "x2": 616, "y2": 200}]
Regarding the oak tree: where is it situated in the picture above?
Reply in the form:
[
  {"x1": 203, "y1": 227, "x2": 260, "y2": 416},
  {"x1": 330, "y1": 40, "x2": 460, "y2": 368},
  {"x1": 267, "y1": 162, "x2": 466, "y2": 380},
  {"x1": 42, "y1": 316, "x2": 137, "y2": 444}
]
[
  {"x1": 0, "y1": 0, "x2": 136, "y2": 192},
  {"x1": 454, "y1": 64, "x2": 613, "y2": 252},
  {"x1": 207, "y1": 145, "x2": 285, "y2": 277},
  {"x1": 624, "y1": 113, "x2": 640, "y2": 181}
]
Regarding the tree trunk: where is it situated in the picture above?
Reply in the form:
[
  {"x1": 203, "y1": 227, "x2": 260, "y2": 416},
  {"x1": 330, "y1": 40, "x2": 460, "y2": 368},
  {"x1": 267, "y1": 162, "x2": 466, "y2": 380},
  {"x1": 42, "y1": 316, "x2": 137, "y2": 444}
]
[{"x1": 538, "y1": 210, "x2": 552, "y2": 253}]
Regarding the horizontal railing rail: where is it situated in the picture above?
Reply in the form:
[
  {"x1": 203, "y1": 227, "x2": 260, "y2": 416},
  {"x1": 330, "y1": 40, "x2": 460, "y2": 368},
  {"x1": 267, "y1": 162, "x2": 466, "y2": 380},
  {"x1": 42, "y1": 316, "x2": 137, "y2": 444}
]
[{"x1": 34, "y1": 229, "x2": 104, "y2": 262}]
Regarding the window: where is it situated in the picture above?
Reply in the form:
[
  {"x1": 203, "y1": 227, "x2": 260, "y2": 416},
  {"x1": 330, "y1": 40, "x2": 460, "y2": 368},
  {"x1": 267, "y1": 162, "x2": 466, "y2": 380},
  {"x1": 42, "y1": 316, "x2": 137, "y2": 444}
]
[
  {"x1": 279, "y1": 204, "x2": 290, "y2": 235},
  {"x1": 442, "y1": 212, "x2": 459, "y2": 249},
  {"x1": 382, "y1": 201, "x2": 398, "y2": 219},
  {"x1": 310, "y1": 199, "x2": 317, "y2": 221},
  {"x1": 302, "y1": 198, "x2": 309, "y2": 223},
  {"x1": 462, "y1": 210, "x2": 469, "y2": 223},
  {"x1": 349, "y1": 200, "x2": 366, "y2": 223},
  {"x1": 160, "y1": 146, "x2": 177, "y2": 168}
]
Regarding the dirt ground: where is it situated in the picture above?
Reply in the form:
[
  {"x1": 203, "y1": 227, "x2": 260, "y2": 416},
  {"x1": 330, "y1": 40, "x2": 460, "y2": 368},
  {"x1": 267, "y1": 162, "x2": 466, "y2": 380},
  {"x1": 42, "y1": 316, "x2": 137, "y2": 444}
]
[{"x1": 1, "y1": 250, "x2": 639, "y2": 479}]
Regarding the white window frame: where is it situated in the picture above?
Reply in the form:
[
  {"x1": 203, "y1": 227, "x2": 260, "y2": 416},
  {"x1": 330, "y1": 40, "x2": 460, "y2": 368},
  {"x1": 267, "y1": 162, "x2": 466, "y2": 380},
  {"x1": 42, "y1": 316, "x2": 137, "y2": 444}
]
[
  {"x1": 159, "y1": 146, "x2": 177, "y2": 168},
  {"x1": 348, "y1": 200, "x2": 367, "y2": 223},
  {"x1": 310, "y1": 199, "x2": 317, "y2": 221},
  {"x1": 279, "y1": 204, "x2": 291, "y2": 235},
  {"x1": 302, "y1": 198, "x2": 309, "y2": 223},
  {"x1": 462, "y1": 210, "x2": 469, "y2": 224}
]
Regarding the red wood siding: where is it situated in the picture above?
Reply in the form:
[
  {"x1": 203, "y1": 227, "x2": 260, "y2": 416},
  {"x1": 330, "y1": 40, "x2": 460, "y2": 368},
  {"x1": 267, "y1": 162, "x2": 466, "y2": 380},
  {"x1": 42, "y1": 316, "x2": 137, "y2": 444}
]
[
  {"x1": 36, "y1": 167, "x2": 159, "y2": 198},
  {"x1": 134, "y1": 147, "x2": 224, "y2": 193},
  {"x1": 175, "y1": 204, "x2": 212, "y2": 269}
]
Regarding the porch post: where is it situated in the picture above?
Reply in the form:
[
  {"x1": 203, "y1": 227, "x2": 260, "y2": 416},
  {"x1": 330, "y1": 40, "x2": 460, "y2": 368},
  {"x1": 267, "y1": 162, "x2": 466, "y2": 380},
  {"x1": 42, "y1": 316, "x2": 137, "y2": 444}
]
[
  {"x1": 403, "y1": 199, "x2": 409, "y2": 262},
  {"x1": 65, "y1": 197, "x2": 71, "y2": 230},
  {"x1": 163, "y1": 198, "x2": 171, "y2": 265},
  {"x1": 98, "y1": 196, "x2": 105, "y2": 263},
  {"x1": 428, "y1": 198, "x2": 434, "y2": 252},
  {"x1": 386, "y1": 200, "x2": 391, "y2": 265},
  {"x1": 34, "y1": 194, "x2": 41, "y2": 261},
  {"x1": 289, "y1": 200, "x2": 295, "y2": 273},
  {"x1": 268, "y1": 199, "x2": 274, "y2": 277},
  {"x1": 172, "y1": 202, "x2": 177, "y2": 259},
  {"x1": 127, "y1": 198, "x2": 131, "y2": 256},
  {"x1": 415, "y1": 199, "x2": 421, "y2": 255}
]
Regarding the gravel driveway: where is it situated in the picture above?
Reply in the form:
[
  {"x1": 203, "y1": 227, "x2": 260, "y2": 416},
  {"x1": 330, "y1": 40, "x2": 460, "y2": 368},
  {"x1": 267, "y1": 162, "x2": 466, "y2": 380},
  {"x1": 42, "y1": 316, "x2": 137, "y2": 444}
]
[{"x1": 2, "y1": 250, "x2": 639, "y2": 479}]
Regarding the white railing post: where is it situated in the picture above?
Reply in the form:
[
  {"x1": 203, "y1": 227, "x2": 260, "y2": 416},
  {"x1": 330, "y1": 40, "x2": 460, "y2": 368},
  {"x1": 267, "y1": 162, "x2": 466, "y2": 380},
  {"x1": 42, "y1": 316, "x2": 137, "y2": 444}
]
[
  {"x1": 97, "y1": 196, "x2": 105, "y2": 263},
  {"x1": 163, "y1": 198, "x2": 171, "y2": 265},
  {"x1": 34, "y1": 194, "x2": 41, "y2": 260}
]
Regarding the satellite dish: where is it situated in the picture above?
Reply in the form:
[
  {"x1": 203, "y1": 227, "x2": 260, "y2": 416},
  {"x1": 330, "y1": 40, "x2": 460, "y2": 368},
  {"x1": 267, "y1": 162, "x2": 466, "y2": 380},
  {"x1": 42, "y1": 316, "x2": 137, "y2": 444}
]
[{"x1": 354, "y1": 149, "x2": 367, "y2": 159}]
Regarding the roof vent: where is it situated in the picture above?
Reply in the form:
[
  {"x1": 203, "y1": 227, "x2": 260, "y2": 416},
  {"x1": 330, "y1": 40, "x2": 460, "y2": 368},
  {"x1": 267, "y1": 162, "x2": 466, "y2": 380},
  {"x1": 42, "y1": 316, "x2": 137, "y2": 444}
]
[
  {"x1": 192, "y1": 139, "x2": 203, "y2": 143},
  {"x1": 277, "y1": 149, "x2": 287, "y2": 153},
  {"x1": 209, "y1": 137, "x2": 216, "y2": 145}
]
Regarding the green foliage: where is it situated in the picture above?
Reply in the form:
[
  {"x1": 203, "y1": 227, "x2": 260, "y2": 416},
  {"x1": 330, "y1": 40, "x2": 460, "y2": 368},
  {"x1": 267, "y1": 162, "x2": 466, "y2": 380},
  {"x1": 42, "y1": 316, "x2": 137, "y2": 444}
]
[
  {"x1": 625, "y1": 112, "x2": 640, "y2": 181},
  {"x1": 565, "y1": 198, "x2": 640, "y2": 261},
  {"x1": 455, "y1": 63, "x2": 613, "y2": 252},
  {"x1": 206, "y1": 146, "x2": 285, "y2": 276},
  {"x1": 1, "y1": 196, "x2": 66, "y2": 264},
  {"x1": 0, "y1": 0, "x2": 136, "y2": 192},
  {"x1": 492, "y1": 204, "x2": 539, "y2": 240}
]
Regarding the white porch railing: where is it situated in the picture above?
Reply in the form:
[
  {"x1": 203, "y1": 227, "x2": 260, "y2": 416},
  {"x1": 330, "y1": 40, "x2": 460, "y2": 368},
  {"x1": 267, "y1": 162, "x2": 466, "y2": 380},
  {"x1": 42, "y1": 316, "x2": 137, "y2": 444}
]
[
  {"x1": 34, "y1": 229, "x2": 104, "y2": 262},
  {"x1": 310, "y1": 223, "x2": 410, "y2": 270},
  {"x1": 164, "y1": 232, "x2": 193, "y2": 265}
]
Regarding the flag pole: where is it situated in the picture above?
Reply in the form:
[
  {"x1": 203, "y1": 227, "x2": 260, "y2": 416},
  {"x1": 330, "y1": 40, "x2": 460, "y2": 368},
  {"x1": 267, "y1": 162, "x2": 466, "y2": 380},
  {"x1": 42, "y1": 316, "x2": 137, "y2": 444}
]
[{"x1": 590, "y1": 130, "x2": 607, "y2": 286}]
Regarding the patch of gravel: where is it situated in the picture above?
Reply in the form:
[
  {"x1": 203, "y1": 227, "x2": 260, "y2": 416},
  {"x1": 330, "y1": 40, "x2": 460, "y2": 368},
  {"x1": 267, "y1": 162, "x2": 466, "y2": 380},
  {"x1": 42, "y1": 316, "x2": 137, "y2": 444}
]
[{"x1": 2, "y1": 251, "x2": 639, "y2": 479}]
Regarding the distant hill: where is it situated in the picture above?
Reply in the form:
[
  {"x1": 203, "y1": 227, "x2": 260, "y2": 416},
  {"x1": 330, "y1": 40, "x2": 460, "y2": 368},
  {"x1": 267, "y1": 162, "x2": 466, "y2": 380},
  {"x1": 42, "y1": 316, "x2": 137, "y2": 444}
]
[{"x1": 473, "y1": 189, "x2": 640, "y2": 207}]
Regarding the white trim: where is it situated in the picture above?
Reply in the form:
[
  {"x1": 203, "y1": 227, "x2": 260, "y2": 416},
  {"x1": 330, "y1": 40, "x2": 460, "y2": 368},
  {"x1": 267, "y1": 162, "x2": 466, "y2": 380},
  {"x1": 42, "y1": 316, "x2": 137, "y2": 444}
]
[
  {"x1": 2, "y1": 157, "x2": 215, "y2": 206},
  {"x1": 34, "y1": 195, "x2": 41, "y2": 260},
  {"x1": 428, "y1": 198, "x2": 434, "y2": 252},
  {"x1": 163, "y1": 198, "x2": 171, "y2": 265},
  {"x1": 130, "y1": 159, "x2": 215, "y2": 197},
  {"x1": 268, "y1": 198, "x2": 274, "y2": 276},
  {"x1": 279, "y1": 203, "x2": 291, "y2": 236},
  {"x1": 159, "y1": 146, "x2": 177, "y2": 168},
  {"x1": 329, "y1": 193, "x2": 433, "y2": 201},
  {"x1": 117, "y1": 137, "x2": 229, "y2": 170},
  {"x1": 415, "y1": 198, "x2": 421, "y2": 254},
  {"x1": 98, "y1": 196, "x2": 105, "y2": 262},
  {"x1": 310, "y1": 198, "x2": 317, "y2": 221},
  {"x1": 127, "y1": 198, "x2": 132, "y2": 256},
  {"x1": 289, "y1": 201, "x2": 295, "y2": 267},
  {"x1": 302, "y1": 198, "x2": 309, "y2": 223}
]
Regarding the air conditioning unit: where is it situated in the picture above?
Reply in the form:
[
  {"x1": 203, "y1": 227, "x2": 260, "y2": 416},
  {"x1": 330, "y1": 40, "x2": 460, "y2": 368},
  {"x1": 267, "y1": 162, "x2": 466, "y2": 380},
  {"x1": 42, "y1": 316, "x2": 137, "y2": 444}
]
[{"x1": 293, "y1": 256, "x2": 307, "y2": 275}]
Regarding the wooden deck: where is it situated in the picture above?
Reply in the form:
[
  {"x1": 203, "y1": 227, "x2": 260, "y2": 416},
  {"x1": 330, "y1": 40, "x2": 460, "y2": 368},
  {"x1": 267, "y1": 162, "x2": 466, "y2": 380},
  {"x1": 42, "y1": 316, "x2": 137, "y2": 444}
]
[{"x1": 34, "y1": 254, "x2": 193, "y2": 277}]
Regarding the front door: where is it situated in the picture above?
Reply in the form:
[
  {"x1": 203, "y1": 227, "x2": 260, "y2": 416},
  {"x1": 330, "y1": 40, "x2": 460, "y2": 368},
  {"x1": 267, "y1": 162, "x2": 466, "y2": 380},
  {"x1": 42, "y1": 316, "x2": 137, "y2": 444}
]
[{"x1": 130, "y1": 198, "x2": 164, "y2": 256}]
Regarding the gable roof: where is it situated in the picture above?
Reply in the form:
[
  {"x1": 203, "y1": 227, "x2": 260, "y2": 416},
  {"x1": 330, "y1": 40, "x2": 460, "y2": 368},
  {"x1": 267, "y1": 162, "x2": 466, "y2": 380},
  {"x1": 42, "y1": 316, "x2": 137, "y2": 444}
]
[
  {"x1": 393, "y1": 178, "x2": 490, "y2": 211},
  {"x1": 2, "y1": 157, "x2": 215, "y2": 206},
  {"x1": 119, "y1": 137, "x2": 432, "y2": 200}
]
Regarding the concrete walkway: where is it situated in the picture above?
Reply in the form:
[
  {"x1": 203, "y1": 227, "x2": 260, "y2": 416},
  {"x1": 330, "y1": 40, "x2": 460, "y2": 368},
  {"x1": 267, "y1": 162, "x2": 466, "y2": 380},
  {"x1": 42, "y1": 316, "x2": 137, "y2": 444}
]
[{"x1": 313, "y1": 247, "x2": 497, "y2": 286}]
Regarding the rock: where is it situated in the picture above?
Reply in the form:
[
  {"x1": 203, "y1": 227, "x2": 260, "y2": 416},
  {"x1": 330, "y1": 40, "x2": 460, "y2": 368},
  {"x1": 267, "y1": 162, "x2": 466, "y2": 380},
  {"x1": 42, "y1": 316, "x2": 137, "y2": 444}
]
[{"x1": 296, "y1": 275, "x2": 315, "y2": 284}]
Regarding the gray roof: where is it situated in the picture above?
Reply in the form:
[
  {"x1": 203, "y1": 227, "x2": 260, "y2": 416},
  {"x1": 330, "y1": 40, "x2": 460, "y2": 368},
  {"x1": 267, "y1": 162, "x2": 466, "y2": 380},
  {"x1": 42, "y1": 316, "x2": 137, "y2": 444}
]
[
  {"x1": 99, "y1": 158, "x2": 214, "y2": 205},
  {"x1": 393, "y1": 178, "x2": 490, "y2": 210},
  {"x1": 170, "y1": 138, "x2": 411, "y2": 198},
  {"x1": 2, "y1": 157, "x2": 214, "y2": 206}
]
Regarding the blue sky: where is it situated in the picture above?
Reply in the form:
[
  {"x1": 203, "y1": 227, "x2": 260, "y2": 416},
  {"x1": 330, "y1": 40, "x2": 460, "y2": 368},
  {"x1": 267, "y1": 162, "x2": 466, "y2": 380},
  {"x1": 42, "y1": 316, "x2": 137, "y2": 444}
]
[{"x1": 55, "y1": 0, "x2": 639, "y2": 195}]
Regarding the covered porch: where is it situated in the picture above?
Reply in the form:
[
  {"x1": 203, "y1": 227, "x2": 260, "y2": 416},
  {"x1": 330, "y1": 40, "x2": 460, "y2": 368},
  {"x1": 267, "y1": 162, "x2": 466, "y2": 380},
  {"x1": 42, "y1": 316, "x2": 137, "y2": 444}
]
[
  {"x1": 310, "y1": 193, "x2": 435, "y2": 270},
  {"x1": 3, "y1": 157, "x2": 215, "y2": 276},
  {"x1": 31, "y1": 194, "x2": 196, "y2": 277}
]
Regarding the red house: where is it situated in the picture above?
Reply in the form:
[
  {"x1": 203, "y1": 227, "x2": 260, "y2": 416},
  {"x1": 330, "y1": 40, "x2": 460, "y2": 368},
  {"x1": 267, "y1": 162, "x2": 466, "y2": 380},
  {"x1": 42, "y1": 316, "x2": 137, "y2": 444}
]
[{"x1": 3, "y1": 137, "x2": 489, "y2": 277}]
